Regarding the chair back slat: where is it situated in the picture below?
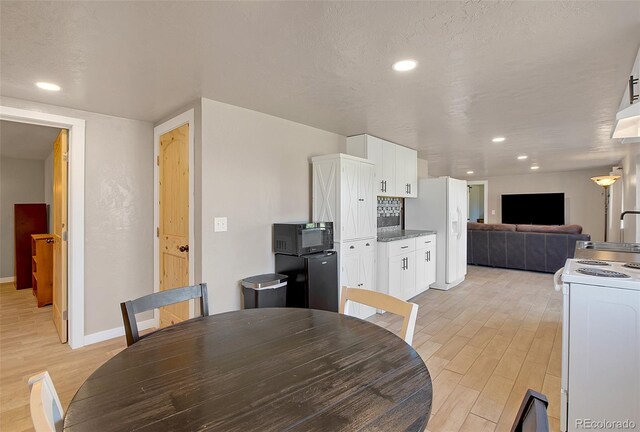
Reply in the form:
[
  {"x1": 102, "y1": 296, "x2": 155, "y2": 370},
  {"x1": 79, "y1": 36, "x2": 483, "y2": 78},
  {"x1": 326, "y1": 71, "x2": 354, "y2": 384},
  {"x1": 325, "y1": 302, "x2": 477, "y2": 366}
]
[
  {"x1": 340, "y1": 286, "x2": 419, "y2": 345},
  {"x1": 511, "y1": 389, "x2": 550, "y2": 432},
  {"x1": 28, "y1": 371, "x2": 63, "y2": 432},
  {"x1": 120, "y1": 283, "x2": 208, "y2": 346}
]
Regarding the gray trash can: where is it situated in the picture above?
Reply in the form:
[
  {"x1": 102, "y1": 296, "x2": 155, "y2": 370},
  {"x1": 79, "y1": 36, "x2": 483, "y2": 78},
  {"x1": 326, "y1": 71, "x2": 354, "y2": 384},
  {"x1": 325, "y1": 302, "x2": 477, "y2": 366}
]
[{"x1": 241, "y1": 273, "x2": 288, "y2": 309}]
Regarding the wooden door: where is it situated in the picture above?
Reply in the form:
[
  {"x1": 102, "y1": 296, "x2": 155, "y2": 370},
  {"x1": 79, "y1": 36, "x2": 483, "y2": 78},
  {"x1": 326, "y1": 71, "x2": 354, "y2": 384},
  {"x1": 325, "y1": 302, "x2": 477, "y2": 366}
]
[
  {"x1": 53, "y1": 130, "x2": 68, "y2": 343},
  {"x1": 159, "y1": 124, "x2": 190, "y2": 327}
]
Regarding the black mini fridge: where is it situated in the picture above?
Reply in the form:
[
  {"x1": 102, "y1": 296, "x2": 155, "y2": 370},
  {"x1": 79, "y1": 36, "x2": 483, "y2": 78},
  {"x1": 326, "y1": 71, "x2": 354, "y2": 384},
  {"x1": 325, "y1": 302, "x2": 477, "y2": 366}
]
[{"x1": 275, "y1": 251, "x2": 338, "y2": 312}]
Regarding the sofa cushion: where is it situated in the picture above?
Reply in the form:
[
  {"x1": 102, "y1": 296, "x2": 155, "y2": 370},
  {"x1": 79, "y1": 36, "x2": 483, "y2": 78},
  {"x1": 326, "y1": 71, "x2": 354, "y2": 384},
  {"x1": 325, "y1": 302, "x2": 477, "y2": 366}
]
[
  {"x1": 467, "y1": 222, "x2": 516, "y2": 232},
  {"x1": 516, "y1": 224, "x2": 583, "y2": 234}
]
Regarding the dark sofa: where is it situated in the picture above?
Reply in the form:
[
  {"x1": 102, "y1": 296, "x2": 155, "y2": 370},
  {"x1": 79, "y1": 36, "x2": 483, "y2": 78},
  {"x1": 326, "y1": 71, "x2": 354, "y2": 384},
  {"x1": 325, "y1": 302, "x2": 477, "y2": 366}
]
[{"x1": 467, "y1": 223, "x2": 591, "y2": 273}]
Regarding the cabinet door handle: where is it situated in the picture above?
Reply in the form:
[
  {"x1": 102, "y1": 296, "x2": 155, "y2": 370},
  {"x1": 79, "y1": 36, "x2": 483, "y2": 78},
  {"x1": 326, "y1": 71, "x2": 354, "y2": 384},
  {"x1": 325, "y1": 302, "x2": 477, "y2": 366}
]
[
  {"x1": 401, "y1": 245, "x2": 409, "y2": 249},
  {"x1": 405, "y1": 258, "x2": 409, "y2": 270},
  {"x1": 409, "y1": 184, "x2": 411, "y2": 194},
  {"x1": 350, "y1": 245, "x2": 355, "y2": 249},
  {"x1": 358, "y1": 198, "x2": 364, "y2": 202},
  {"x1": 380, "y1": 180, "x2": 385, "y2": 192},
  {"x1": 365, "y1": 243, "x2": 370, "y2": 246}
]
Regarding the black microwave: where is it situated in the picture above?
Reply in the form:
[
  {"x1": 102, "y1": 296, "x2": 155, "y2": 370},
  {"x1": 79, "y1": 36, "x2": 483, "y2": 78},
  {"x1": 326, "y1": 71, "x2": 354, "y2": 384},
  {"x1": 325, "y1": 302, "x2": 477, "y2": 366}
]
[{"x1": 273, "y1": 222, "x2": 334, "y2": 256}]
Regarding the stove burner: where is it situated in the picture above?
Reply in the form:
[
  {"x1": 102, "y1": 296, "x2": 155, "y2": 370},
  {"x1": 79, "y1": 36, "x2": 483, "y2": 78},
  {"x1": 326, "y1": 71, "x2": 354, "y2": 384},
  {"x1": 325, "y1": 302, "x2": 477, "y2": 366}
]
[
  {"x1": 623, "y1": 262, "x2": 640, "y2": 270},
  {"x1": 576, "y1": 268, "x2": 630, "y2": 278},
  {"x1": 576, "y1": 260, "x2": 611, "y2": 266}
]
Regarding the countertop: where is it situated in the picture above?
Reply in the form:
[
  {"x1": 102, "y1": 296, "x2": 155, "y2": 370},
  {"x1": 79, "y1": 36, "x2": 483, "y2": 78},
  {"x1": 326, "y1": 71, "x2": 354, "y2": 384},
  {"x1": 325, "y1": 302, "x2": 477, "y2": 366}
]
[{"x1": 377, "y1": 229, "x2": 436, "y2": 242}]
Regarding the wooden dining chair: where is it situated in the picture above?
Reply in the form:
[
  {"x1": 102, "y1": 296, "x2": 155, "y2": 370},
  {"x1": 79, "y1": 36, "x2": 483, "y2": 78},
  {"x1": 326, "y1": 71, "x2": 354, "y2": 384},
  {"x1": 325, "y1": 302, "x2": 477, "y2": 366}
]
[
  {"x1": 28, "y1": 371, "x2": 63, "y2": 432},
  {"x1": 120, "y1": 283, "x2": 209, "y2": 346},
  {"x1": 511, "y1": 389, "x2": 550, "y2": 432},
  {"x1": 339, "y1": 286, "x2": 419, "y2": 345}
]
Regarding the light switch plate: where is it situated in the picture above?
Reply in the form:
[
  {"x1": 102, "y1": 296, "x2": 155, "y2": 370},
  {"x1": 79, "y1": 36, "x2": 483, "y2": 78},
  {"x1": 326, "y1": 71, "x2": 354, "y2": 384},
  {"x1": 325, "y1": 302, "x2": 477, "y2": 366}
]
[{"x1": 214, "y1": 217, "x2": 227, "y2": 232}]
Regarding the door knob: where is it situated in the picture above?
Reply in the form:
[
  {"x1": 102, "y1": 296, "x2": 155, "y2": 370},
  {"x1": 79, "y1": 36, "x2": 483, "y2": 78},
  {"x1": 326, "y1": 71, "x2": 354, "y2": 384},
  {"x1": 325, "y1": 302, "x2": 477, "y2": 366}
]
[{"x1": 178, "y1": 245, "x2": 189, "y2": 252}]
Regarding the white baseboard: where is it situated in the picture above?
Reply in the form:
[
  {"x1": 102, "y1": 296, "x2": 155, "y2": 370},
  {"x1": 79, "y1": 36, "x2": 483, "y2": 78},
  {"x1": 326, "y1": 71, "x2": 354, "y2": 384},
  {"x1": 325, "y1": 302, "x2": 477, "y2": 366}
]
[
  {"x1": 0, "y1": 276, "x2": 15, "y2": 284},
  {"x1": 83, "y1": 318, "x2": 157, "y2": 346}
]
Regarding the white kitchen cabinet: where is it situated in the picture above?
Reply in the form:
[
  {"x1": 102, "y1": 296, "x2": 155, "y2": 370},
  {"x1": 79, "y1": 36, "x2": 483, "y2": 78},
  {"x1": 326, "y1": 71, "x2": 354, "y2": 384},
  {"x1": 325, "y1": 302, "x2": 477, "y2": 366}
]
[
  {"x1": 378, "y1": 234, "x2": 436, "y2": 302},
  {"x1": 395, "y1": 145, "x2": 418, "y2": 198},
  {"x1": 346, "y1": 134, "x2": 416, "y2": 198},
  {"x1": 312, "y1": 154, "x2": 376, "y2": 242},
  {"x1": 340, "y1": 239, "x2": 376, "y2": 319},
  {"x1": 415, "y1": 236, "x2": 437, "y2": 295}
]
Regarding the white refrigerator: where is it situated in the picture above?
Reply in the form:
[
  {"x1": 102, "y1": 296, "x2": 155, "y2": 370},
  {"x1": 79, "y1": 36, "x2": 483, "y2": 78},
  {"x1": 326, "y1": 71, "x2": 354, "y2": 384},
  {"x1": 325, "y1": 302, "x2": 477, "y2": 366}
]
[{"x1": 405, "y1": 177, "x2": 467, "y2": 290}]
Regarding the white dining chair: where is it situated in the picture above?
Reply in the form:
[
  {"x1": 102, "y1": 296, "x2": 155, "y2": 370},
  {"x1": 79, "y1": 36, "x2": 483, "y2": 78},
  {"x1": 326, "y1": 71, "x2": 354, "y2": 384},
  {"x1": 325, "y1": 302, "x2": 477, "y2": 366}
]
[
  {"x1": 339, "y1": 286, "x2": 419, "y2": 345},
  {"x1": 28, "y1": 371, "x2": 64, "y2": 432}
]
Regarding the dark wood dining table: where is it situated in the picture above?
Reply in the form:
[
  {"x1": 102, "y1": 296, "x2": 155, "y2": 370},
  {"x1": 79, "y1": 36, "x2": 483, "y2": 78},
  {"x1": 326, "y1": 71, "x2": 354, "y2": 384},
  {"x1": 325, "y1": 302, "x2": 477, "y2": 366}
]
[{"x1": 63, "y1": 308, "x2": 433, "y2": 431}]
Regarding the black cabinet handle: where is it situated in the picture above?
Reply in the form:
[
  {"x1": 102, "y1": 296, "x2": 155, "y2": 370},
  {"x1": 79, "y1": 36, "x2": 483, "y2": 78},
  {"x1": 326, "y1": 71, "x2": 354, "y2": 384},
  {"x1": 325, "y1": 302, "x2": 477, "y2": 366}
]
[
  {"x1": 365, "y1": 243, "x2": 370, "y2": 246},
  {"x1": 401, "y1": 245, "x2": 409, "y2": 249},
  {"x1": 358, "y1": 198, "x2": 364, "y2": 202},
  {"x1": 350, "y1": 245, "x2": 355, "y2": 249},
  {"x1": 178, "y1": 245, "x2": 189, "y2": 252}
]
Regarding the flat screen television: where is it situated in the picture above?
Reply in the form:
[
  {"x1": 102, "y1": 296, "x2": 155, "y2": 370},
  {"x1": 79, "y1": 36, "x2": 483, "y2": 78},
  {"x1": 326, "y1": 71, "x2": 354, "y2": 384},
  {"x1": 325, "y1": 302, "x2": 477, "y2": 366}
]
[{"x1": 501, "y1": 193, "x2": 565, "y2": 225}]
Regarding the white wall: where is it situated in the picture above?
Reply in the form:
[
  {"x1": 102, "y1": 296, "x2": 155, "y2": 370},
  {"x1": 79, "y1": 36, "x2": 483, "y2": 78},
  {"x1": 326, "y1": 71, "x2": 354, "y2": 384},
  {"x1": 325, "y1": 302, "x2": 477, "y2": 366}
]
[
  {"x1": 483, "y1": 168, "x2": 608, "y2": 241},
  {"x1": 0, "y1": 157, "x2": 45, "y2": 278},
  {"x1": 0, "y1": 97, "x2": 154, "y2": 336},
  {"x1": 198, "y1": 98, "x2": 344, "y2": 313},
  {"x1": 620, "y1": 143, "x2": 640, "y2": 242}
]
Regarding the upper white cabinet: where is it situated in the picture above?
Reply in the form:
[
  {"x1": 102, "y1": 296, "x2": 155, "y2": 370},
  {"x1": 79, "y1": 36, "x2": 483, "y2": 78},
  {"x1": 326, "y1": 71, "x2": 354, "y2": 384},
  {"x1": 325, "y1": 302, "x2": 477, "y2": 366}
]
[
  {"x1": 396, "y1": 145, "x2": 418, "y2": 198},
  {"x1": 346, "y1": 134, "x2": 417, "y2": 198},
  {"x1": 312, "y1": 154, "x2": 376, "y2": 242}
]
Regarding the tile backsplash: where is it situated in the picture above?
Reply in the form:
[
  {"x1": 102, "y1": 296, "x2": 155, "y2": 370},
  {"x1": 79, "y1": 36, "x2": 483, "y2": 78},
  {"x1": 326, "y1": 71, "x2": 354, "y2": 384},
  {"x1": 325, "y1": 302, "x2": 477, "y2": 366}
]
[{"x1": 377, "y1": 197, "x2": 403, "y2": 231}]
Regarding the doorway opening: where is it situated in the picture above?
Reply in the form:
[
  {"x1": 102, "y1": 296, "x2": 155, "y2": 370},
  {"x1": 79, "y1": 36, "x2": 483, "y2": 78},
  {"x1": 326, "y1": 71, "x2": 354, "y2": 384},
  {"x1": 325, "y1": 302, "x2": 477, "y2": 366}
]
[
  {"x1": 467, "y1": 181, "x2": 489, "y2": 223},
  {"x1": 0, "y1": 106, "x2": 86, "y2": 348},
  {"x1": 0, "y1": 120, "x2": 70, "y2": 345}
]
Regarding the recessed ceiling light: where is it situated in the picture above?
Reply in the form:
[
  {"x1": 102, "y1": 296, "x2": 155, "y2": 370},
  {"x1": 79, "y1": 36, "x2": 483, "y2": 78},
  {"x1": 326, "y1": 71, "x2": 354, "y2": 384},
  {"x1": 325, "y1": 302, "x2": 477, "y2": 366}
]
[
  {"x1": 517, "y1": 155, "x2": 528, "y2": 160},
  {"x1": 466, "y1": 170, "x2": 474, "y2": 175},
  {"x1": 392, "y1": 60, "x2": 417, "y2": 72},
  {"x1": 36, "y1": 82, "x2": 61, "y2": 91},
  {"x1": 531, "y1": 165, "x2": 540, "y2": 170},
  {"x1": 492, "y1": 137, "x2": 506, "y2": 143}
]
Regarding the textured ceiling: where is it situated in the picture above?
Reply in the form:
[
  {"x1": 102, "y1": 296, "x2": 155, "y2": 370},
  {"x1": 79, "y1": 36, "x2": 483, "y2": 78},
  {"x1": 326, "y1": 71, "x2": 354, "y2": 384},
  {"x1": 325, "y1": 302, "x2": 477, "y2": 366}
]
[
  {"x1": 0, "y1": 121, "x2": 61, "y2": 160},
  {"x1": 1, "y1": 1, "x2": 639, "y2": 177}
]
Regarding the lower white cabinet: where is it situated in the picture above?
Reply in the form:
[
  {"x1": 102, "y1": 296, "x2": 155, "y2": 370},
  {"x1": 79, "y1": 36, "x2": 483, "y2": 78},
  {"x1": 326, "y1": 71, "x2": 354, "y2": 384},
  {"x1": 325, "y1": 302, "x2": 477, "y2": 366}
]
[
  {"x1": 415, "y1": 237, "x2": 436, "y2": 294},
  {"x1": 339, "y1": 239, "x2": 376, "y2": 319},
  {"x1": 378, "y1": 235, "x2": 436, "y2": 301}
]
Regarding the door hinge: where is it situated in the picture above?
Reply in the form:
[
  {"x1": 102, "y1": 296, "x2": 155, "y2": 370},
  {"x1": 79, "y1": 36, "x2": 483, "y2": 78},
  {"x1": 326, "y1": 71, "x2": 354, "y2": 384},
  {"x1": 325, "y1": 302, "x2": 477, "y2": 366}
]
[
  {"x1": 62, "y1": 231, "x2": 68, "y2": 241},
  {"x1": 156, "y1": 156, "x2": 159, "y2": 166},
  {"x1": 156, "y1": 227, "x2": 159, "y2": 237},
  {"x1": 62, "y1": 310, "x2": 68, "y2": 320},
  {"x1": 63, "y1": 152, "x2": 69, "y2": 162}
]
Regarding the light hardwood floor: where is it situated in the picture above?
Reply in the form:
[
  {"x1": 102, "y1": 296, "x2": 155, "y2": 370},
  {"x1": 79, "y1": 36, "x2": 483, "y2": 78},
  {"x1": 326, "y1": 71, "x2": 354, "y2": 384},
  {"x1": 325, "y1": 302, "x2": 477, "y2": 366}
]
[
  {"x1": 369, "y1": 265, "x2": 561, "y2": 432},
  {"x1": 0, "y1": 265, "x2": 560, "y2": 432},
  {"x1": 0, "y1": 282, "x2": 126, "y2": 432}
]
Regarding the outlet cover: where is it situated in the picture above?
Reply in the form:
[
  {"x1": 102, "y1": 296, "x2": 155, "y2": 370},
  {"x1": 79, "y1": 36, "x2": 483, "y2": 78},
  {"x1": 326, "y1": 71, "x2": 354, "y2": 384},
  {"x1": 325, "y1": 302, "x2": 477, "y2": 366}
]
[{"x1": 214, "y1": 217, "x2": 228, "y2": 232}]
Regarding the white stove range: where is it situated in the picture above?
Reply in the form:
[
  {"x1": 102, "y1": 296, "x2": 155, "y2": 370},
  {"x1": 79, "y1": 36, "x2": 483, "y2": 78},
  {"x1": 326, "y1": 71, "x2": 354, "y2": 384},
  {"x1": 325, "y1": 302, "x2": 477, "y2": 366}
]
[
  {"x1": 558, "y1": 258, "x2": 640, "y2": 432},
  {"x1": 562, "y1": 258, "x2": 640, "y2": 289}
]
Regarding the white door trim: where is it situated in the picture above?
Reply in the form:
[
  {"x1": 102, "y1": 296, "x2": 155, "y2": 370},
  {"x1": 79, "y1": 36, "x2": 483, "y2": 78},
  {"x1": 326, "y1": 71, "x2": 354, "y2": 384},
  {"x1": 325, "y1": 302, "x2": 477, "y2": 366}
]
[
  {"x1": 467, "y1": 180, "x2": 489, "y2": 223},
  {"x1": 0, "y1": 105, "x2": 86, "y2": 349},
  {"x1": 153, "y1": 109, "x2": 196, "y2": 327}
]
